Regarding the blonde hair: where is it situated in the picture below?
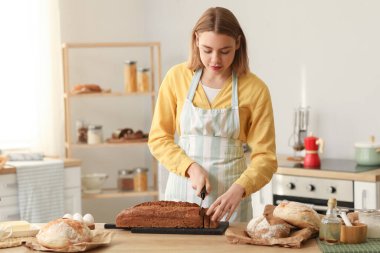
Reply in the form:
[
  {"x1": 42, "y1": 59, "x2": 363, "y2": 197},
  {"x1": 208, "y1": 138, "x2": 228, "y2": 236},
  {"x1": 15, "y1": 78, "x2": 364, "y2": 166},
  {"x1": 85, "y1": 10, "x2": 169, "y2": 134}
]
[{"x1": 187, "y1": 7, "x2": 249, "y2": 77}]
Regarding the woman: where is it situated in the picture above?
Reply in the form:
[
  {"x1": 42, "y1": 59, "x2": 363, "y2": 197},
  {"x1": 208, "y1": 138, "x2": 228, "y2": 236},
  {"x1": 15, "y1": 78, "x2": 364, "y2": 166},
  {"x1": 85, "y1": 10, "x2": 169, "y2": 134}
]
[{"x1": 148, "y1": 7, "x2": 277, "y2": 222}]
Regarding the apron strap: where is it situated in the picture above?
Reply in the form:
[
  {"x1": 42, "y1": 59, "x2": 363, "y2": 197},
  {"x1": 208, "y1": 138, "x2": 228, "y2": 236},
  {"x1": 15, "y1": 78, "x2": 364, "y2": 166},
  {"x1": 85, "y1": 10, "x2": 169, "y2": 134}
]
[
  {"x1": 187, "y1": 69, "x2": 203, "y2": 101},
  {"x1": 231, "y1": 72, "x2": 238, "y2": 108},
  {"x1": 187, "y1": 68, "x2": 238, "y2": 107}
]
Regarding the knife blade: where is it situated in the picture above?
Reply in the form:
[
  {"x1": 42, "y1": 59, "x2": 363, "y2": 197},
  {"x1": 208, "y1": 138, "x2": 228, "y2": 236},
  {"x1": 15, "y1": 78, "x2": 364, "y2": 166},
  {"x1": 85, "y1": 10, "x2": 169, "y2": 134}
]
[
  {"x1": 199, "y1": 186, "x2": 207, "y2": 228},
  {"x1": 199, "y1": 185, "x2": 207, "y2": 210}
]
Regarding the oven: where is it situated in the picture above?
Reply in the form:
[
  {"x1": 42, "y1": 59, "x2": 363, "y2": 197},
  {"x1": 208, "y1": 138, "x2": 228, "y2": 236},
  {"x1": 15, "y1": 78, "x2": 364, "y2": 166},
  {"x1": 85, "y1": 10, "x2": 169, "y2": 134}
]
[{"x1": 272, "y1": 174, "x2": 355, "y2": 213}]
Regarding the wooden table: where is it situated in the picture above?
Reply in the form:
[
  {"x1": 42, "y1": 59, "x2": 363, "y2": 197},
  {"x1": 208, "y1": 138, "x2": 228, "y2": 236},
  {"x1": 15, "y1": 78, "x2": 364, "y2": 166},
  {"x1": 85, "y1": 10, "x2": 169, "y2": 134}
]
[{"x1": 1, "y1": 223, "x2": 322, "y2": 253}]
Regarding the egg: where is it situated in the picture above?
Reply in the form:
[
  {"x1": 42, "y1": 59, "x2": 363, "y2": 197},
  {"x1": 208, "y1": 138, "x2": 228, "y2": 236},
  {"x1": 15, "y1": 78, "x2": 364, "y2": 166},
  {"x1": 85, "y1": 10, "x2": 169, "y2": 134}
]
[
  {"x1": 83, "y1": 213, "x2": 95, "y2": 226},
  {"x1": 62, "y1": 213, "x2": 73, "y2": 219},
  {"x1": 72, "y1": 213, "x2": 83, "y2": 222}
]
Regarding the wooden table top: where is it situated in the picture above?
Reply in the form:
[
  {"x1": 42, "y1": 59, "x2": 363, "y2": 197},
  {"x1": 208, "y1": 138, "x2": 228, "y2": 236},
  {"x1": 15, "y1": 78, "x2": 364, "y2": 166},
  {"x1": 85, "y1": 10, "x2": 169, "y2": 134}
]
[{"x1": 0, "y1": 223, "x2": 322, "y2": 253}]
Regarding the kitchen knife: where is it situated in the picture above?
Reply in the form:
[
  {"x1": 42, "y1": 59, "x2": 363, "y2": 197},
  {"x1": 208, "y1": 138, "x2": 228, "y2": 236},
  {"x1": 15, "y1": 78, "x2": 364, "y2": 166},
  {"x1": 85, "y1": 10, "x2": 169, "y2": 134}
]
[
  {"x1": 199, "y1": 185, "x2": 207, "y2": 210},
  {"x1": 199, "y1": 185, "x2": 207, "y2": 228}
]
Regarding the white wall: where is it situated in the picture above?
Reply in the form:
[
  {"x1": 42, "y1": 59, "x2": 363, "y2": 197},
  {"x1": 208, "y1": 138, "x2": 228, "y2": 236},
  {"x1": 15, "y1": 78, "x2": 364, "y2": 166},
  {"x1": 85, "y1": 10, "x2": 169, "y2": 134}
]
[{"x1": 60, "y1": 0, "x2": 380, "y2": 161}]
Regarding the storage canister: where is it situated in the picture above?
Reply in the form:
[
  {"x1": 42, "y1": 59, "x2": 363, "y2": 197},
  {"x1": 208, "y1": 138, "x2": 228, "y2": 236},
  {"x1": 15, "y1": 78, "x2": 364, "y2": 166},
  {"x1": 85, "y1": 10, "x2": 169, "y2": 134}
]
[
  {"x1": 124, "y1": 60, "x2": 137, "y2": 93},
  {"x1": 117, "y1": 169, "x2": 135, "y2": 191},
  {"x1": 87, "y1": 125, "x2": 103, "y2": 144},
  {"x1": 134, "y1": 167, "x2": 148, "y2": 192},
  {"x1": 137, "y1": 67, "x2": 150, "y2": 92},
  {"x1": 355, "y1": 136, "x2": 380, "y2": 166},
  {"x1": 76, "y1": 120, "x2": 88, "y2": 144},
  {"x1": 359, "y1": 210, "x2": 380, "y2": 238}
]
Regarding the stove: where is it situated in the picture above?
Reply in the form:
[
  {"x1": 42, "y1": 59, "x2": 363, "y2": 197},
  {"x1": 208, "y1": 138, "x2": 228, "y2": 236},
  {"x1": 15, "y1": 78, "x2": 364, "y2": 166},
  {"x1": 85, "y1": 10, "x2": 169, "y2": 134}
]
[{"x1": 272, "y1": 158, "x2": 379, "y2": 213}]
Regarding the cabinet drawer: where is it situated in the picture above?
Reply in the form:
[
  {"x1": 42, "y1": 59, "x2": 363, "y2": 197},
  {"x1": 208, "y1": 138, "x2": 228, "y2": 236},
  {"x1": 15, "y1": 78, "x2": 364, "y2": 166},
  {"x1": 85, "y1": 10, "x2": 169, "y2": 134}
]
[
  {"x1": 0, "y1": 195, "x2": 18, "y2": 207},
  {"x1": 65, "y1": 167, "x2": 81, "y2": 188},
  {"x1": 0, "y1": 206, "x2": 20, "y2": 221},
  {"x1": 0, "y1": 174, "x2": 18, "y2": 197}
]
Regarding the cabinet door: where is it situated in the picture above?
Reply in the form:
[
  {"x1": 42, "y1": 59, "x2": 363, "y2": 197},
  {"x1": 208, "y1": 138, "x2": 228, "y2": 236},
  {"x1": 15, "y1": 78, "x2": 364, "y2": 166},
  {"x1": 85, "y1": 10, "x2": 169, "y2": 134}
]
[
  {"x1": 0, "y1": 195, "x2": 18, "y2": 208},
  {"x1": 64, "y1": 188, "x2": 82, "y2": 214},
  {"x1": 354, "y1": 181, "x2": 380, "y2": 209},
  {"x1": 0, "y1": 174, "x2": 18, "y2": 197},
  {"x1": 251, "y1": 180, "x2": 273, "y2": 217},
  {"x1": 64, "y1": 166, "x2": 82, "y2": 214},
  {"x1": 65, "y1": 167, "x2": 81, "y2": 188},
  {"x1": 0, "y1": 205, "x2": 20, "y2": 221}
]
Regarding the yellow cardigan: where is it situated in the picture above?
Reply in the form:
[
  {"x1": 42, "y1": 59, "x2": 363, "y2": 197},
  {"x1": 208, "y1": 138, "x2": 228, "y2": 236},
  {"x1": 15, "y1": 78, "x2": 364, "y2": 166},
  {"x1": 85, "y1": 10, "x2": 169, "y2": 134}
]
[{"x1": 148, "y1": 63, "x2": 277, "y2": 196}]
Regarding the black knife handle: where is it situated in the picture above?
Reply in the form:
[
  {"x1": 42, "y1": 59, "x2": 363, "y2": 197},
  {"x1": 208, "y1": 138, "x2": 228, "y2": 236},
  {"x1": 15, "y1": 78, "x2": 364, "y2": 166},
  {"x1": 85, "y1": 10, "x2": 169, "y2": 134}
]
[
  {"x1": 200, "y1": 185, "x2": 206, "y2": 200},
  {"x1": 104, "y1": 223, "x2": 117, "y2": 229}
]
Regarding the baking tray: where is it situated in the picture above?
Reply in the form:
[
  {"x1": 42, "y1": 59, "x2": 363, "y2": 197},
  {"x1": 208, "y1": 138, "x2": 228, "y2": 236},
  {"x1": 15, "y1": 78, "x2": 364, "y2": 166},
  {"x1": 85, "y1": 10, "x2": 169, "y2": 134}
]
[{"x1": 104, "y1": 221, "x2": 229, "y2": 235}]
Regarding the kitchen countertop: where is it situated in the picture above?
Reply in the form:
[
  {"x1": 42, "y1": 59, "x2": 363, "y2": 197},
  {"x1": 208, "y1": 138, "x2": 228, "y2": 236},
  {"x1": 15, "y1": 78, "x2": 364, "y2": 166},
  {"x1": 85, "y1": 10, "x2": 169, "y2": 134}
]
[
  {"x1": 276, "y1": 154, "x2": 380, "y2": 182},
  {"x1": 1, "y1": 223, "x2": 322, "y2": 253},
  {"x1": 0, "y1": 158, "x2": 81, "y2": 175}
]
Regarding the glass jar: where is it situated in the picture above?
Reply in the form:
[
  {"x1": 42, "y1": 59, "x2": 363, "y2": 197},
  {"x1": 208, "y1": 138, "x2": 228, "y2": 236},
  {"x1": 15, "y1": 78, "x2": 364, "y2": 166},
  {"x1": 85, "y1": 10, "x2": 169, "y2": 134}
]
[
  {"x1": 319, "y1": 197, "x2": 341, "y2": 244},
  {"x1": 87, "y1": 125, "x2": 103, "y2": 144},
  {"x1": 117, "y1": 169, "x2": 135, "y2": 191},
  {"x1": 124, "y1": 60, "x2": 137, "y2": 93},
  {"x1": 137, "y1": 67, "x2": 150, "y2": 92},
  {"x1": 359, "y1": 210, "x2": 380, "y2": 238},
  {"x1": 134, "y1": 167, "x2": 148, "y2": 192},
  {"x1": 76, "y1": 120, "x2": 88, "y2": 144}
]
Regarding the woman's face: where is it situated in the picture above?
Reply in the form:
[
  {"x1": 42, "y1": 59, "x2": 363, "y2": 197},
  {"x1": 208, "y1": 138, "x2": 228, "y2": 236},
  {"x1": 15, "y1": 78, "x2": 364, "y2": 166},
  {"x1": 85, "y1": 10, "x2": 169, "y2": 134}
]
[{"x1": 197, "y1": 31, "x2": 239, "y2": 76}]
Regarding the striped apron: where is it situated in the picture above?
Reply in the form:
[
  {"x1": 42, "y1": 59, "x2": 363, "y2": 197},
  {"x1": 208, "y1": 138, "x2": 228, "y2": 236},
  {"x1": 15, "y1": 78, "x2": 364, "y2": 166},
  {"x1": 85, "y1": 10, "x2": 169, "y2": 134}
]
[{"x1": 165, "y1": 68, "x2": 251, "y2": 222}]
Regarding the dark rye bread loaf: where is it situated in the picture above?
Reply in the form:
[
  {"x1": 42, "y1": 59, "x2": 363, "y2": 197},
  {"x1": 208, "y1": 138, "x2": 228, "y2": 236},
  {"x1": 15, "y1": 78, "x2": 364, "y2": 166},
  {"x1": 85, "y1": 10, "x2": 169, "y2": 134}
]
[{"x1": 115, "y1": 201, "x2": 219, "y2": 228}]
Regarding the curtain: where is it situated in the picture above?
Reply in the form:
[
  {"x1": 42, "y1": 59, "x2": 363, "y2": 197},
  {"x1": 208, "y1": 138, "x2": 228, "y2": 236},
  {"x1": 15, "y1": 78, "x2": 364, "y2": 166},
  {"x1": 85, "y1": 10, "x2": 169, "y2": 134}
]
[{"x1": 0, "y1": 0, "x2": 64, "y2": 157}]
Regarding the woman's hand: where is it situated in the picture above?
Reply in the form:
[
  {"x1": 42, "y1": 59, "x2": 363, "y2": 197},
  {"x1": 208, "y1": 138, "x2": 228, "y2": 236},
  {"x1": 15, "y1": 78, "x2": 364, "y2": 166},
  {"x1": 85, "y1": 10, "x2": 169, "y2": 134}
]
[
  {"x1": 186, "y1": 163, "x2": 211, "y2": 197},
  {"x1": 206, "y1": 183, "x2": 245, "y2": 222}
]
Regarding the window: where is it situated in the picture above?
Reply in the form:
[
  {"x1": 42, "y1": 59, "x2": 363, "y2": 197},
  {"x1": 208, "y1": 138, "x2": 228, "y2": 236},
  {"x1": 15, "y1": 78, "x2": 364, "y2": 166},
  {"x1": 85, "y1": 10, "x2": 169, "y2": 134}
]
[{"x1": 0, "y1": 0, "x2": 64, "y2": 156}]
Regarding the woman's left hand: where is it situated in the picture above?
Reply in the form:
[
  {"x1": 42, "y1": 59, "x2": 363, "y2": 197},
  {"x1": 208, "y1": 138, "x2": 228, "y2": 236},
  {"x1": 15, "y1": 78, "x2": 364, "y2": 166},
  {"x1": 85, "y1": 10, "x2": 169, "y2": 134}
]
[{"x1": 206, "y1": 183, "x2": 245, "y2": 222}]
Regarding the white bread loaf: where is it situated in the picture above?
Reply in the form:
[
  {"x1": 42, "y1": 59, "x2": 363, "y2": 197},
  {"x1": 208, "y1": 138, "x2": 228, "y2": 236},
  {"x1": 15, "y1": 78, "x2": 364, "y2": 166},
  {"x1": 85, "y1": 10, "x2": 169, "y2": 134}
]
[
  {"x1": 273, "y1": 201, "x2": 320, "y2": 229},
  {"x1": 246, "y1": 215, "x2": 291, "y2": 239},
  {"x1": 36, "y1": 218, "x2": 92, "y2": 249}
]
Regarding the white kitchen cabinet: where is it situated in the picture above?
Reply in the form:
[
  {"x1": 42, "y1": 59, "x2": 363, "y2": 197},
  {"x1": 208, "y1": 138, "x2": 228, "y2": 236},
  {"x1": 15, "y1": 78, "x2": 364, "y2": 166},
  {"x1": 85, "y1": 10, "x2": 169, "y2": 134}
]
[
  {"x1": 251, "y1": 180, "x2": 273, "y2": 217},
  {"x1": 0, "y1": 166, "x2": 82, "y2": 221},
  {"x1": 354, "y1": 181, "x2": 380, "y2": 210},
  {"x1": 64, "y1": 166, "x2": 82, "y2": 214},
  {"x1": 64, "y1": 188, "x2": 82, "y2": 214},
  {"x1": 0, "y1": 173, "x2": 20, "y2": 220}
]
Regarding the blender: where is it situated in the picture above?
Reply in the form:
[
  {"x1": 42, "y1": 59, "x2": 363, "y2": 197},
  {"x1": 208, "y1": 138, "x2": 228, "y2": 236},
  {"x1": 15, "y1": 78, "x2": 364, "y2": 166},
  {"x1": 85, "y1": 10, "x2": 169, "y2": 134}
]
[{"x1": 288, "y1": 106, "x2": 310, "y2": 160}]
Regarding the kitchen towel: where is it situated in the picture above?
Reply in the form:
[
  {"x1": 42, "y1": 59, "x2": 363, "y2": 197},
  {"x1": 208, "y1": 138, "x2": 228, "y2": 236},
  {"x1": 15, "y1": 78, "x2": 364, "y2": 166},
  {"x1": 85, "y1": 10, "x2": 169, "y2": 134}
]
[
  {"x1": 317, "y1": 238, "x2": 380, "y2": 253},
  {"x1": 12, "y1": 160, "x2": 64, "y2": 223}
]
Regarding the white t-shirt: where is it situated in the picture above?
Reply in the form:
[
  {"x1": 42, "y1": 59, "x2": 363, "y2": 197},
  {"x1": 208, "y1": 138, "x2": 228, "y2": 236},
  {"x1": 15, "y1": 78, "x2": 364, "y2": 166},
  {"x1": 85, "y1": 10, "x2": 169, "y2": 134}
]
[{"x1": 201, "y1": 82, "x2": 221, "y2": 103}]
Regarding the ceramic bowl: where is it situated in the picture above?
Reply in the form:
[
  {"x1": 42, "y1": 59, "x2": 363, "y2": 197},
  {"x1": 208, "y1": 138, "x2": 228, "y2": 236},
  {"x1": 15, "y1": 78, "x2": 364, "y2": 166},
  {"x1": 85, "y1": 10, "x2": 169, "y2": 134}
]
[{"x1": 81, "y1": 173, "x2": 108, "y2": 194}]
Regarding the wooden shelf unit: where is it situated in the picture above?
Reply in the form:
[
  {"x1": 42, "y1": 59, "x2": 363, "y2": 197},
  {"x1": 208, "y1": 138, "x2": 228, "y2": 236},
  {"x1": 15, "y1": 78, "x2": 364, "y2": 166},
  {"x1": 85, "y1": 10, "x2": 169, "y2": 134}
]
[
  {"x1": 82, "y1": 188, "x2": 158, "y2": 200},
  {"x1": 62, "y1": 42, "x2": 161, "y2": 198}
]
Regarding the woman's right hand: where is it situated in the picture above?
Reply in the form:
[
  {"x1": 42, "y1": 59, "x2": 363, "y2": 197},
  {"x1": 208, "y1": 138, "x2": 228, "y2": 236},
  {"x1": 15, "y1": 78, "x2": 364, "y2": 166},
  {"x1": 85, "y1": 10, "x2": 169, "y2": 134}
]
[{"x1": 186, "y1": 163, "x2": 211, "y2": 197}]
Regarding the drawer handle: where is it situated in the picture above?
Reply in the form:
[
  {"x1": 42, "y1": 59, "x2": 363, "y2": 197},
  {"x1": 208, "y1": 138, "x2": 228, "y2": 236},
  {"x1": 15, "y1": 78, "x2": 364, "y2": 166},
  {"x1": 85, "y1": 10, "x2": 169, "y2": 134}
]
[
  {"x1": 7, "y1": 214, "x2": 19, "y2": 220},
  {"x1": 362, "y1": 189, "x2": 367, "y2": 209},
  {"x1": 0, "y1": 214, "x2": 19, "y2": 220},
  {"x1": 2, "y1": 183, "x2": 18, "y2": 188}
]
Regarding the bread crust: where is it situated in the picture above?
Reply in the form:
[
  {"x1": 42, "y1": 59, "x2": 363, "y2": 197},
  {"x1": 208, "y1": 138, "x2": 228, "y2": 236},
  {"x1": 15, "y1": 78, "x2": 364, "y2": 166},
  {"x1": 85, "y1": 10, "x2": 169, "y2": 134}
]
[
  {"x1": 36, "y1": 218, "x2": 92, "y2": 249},
  {"x1": 273, "y1": 201, "x2": 321, "y2": 229},
  {"x1": 72, "y1": 84, "x2": 102, "y2": 94},
  {"x1": 116, "y1": 201, "x2": 219, "y2": 228},
  {"x1": 246, "y1": 215, "x2": 291, "y2": 239}
]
